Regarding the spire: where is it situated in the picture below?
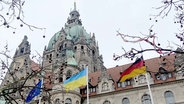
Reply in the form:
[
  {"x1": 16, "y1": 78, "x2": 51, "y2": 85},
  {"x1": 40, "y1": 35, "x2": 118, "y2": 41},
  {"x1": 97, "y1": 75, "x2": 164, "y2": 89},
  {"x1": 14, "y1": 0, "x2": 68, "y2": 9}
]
[
  {"x1": 14, "y1": 35, "x2": 31, "y2": 58},
  {"x1": 67, "y1": 1, "x2": 81, "y2": 26},
  {"x1": 74, "y1": 2, "x2": 76, "y2": 11}
]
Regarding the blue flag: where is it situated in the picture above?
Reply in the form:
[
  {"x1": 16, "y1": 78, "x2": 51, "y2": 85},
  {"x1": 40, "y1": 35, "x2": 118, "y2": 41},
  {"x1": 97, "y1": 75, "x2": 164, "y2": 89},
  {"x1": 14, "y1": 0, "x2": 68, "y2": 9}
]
[{"x1": 25, "y1": 80, "x2": 42, "y2": 103}]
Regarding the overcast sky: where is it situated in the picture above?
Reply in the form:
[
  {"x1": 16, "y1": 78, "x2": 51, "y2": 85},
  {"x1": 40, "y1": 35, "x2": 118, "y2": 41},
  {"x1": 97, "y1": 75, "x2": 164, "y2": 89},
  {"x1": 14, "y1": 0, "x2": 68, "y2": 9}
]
[{"x1": 0, "y1": 0, "x2": 180, "y2": 68}]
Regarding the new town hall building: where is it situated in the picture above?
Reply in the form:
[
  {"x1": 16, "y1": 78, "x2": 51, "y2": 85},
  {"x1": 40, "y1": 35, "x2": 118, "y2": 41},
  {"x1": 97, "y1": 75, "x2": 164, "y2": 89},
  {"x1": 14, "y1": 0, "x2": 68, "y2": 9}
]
[{"x1": 1, "y1": 3, "x2": 184, "y2": 104}]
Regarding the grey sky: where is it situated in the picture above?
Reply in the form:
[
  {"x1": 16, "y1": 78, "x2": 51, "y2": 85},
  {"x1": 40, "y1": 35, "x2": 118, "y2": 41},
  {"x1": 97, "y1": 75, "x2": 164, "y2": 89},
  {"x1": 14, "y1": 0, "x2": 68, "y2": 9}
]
[{"x1": 0, "y1": 0, "x2": 180, "y2": 68}]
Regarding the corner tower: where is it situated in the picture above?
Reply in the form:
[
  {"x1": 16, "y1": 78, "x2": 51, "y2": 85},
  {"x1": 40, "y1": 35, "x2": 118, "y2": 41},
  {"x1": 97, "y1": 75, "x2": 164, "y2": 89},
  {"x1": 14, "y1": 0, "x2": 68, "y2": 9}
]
[
  {"x1": 0, "y1": 36, "x2": 35, "y2": 103},
  {"x1": 2, "y1": 35, "x2": 32, "y2": 83}
]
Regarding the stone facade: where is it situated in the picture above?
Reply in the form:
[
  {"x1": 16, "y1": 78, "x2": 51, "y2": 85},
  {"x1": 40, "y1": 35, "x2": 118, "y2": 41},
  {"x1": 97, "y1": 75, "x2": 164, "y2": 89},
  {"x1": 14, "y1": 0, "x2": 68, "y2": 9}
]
[
  {"x1": 87, "y1": 78, "x2": 184, "y2": 104},
  {"x1": 1, "y1": 2, "x2": 184, "y2": 104}
]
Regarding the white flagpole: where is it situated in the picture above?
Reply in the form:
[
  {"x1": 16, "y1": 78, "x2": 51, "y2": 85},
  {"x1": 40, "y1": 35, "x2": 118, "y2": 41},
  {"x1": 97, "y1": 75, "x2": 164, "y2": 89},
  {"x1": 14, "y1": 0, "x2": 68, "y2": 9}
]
[
  {"x1": 145, "y1": 71, "x2": 154, "y2": 104},
  {"x1": 86, "y1": 66, "x2": 89, "y2": 104},
  {"x1": 140, "y1": 54, "x2": 154, "y2": 104}
]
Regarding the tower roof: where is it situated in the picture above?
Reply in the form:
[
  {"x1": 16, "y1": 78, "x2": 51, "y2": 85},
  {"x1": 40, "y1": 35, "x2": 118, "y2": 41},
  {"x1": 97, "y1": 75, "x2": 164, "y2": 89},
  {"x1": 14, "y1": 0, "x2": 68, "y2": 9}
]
[
  {"x1": 13, "y1": 35, "x2": 31, "y2": 57},
  {"x1": 47, "y1": 2, "x2": 91, "y2": 50}
]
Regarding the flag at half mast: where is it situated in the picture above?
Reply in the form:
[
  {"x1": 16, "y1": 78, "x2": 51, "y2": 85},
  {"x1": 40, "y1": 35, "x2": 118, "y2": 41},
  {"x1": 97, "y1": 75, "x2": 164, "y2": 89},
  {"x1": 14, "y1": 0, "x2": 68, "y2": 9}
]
[
  {"x1": 119, "y1": 57, "x2": 146, "y2": 82},
  {"x1": 64, "y1": 68, "x2": 87, "y2": 90}
]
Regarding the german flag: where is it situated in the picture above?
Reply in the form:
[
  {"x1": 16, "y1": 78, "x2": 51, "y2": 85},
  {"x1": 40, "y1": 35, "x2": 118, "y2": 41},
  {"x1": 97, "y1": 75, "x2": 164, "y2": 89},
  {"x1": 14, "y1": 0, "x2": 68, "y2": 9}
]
[{"x1": 119, "y1": 57, "x2": 146, "y2": 82}]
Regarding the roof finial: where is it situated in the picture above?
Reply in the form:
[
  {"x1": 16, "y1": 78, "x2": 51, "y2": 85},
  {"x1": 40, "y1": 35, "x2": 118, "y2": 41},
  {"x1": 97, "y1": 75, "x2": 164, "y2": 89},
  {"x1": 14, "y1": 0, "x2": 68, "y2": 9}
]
[{"x1": 74, "y1": 1, "x2": 76, "y2": 10}]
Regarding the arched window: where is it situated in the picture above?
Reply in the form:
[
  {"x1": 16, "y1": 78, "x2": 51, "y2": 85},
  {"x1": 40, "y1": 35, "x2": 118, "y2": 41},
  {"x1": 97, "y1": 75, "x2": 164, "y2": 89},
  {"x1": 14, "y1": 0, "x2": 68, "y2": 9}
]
[
  {"x1": 81, "y1": 46, "x2": 84, "y2": 50},
  {"x1": 59, "y1": 68, "x2": 63, "y2": 82},
  {"x1": 92, "y1": 50, "x2": 95, "y2": 56},
  {"x1": 122, "y1": 98, "x2": 130, "y2": 104},
  {"x1": 55, "y1": 98, "x2": 60, "y2": 104},
  {"x1": 59, "y1": 77, "x2": 63, "y2": 82},
  {"x1": 102, "y1": 82, "x2": 108, "y2": 91},
  {"x1": 66, "y1": 70, "x2": 72, "y2": 80},
  {"x1": 74, "y1": 46, "x2": 77, "y2": 50},
  {"x1": 164, "y1": 91, "x2": 175, "y2": 104},
  {"x1": 20, "y1": 48, "x2": 24, "y2": 53},
  {"x1": 142, "y1": 94, "x2": 151, "y2": 104},
  {"x1": 94, "y1": 67, "x2": 97, "y2": 72},
  {"x1": 65, "y1": 98, "x2": 72, "y2": 104},
  {"x1": 59, "y1": 44, "x2": 63, "y2": 51},
  {"x1": 103, "y1": 100, "x2": 111, "y2": 104},
  {"x1": 76, "y1": 100, "x2": 79, "y2": 104}
]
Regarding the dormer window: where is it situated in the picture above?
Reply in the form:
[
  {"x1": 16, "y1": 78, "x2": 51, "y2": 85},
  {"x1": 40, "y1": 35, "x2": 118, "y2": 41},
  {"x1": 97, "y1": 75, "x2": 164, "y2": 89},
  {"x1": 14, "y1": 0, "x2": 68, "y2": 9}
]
[
  {"x1": 168, "y1": 73, "x2": 172, "y2": 78},
  {"x1": 102, "y1": 82, "x2": 109, "y2": 91},
  {"x1": 89, "y1": 87, "x2": 96, "y2": 93},
  {"x1": 155, "y1": 67, "x2": 172, "y2": 81},
  {"x1": 117, "y1": 79, "x2": 132, "y2": 88},
  {"x1": 93, "y1": 87, "x2": 96, "y2": 92},
  {"x1": 161, "y1": 74, "x2": 167, "y2": 80},
  {"x1": 155, "y1": 72, "x2": 173, "y2": 81},
  {"x1": 138, "y1": 75, "x2": 146, "y2": 84}
]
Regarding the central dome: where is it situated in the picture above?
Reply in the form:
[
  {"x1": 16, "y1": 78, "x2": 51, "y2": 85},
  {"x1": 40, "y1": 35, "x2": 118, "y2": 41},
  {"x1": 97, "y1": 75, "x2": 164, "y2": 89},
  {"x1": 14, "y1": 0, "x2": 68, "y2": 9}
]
[
  {"x1": 47, "y1": 25, "x2": 91, "y2": 50},
  {"x1": 47, "y1": 31, "x2": 61, "y2": 50}
]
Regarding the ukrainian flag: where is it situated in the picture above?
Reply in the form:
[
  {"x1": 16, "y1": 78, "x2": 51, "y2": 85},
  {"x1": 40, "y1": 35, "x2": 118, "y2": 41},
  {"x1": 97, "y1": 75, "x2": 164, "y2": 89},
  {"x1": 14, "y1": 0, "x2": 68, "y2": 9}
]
[{"x1": 64, "y1": 68, "x2": 87, "y2": 90}]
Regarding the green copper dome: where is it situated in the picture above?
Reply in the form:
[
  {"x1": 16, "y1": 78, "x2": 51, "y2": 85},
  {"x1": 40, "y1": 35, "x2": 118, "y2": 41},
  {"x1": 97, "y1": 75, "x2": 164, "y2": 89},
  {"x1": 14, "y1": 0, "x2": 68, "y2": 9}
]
[
  {"x1": 66, "y1": 25, "x2": 91, "y2": 42},
  {"x1": 47, "y1": 31, "x2": 61, "y2": 50},
  {"x1": 47, "y1": 25, "x2": 91, "y2": 50}
]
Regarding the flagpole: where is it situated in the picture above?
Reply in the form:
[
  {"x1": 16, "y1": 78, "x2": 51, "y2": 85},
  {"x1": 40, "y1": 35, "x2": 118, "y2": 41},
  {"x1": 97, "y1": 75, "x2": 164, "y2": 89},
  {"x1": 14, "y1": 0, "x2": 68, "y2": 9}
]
[
  {"x1": 86, "y1": 66, "x2": 89, "y2": 104},
  {"x1": 38, "y1": 78, "x2": 43, "y2": 104},
  {"x1": 145, "y1": 71, "x2": 154, "y2": 104},
  {"x1": 140, "y1": 53, "x2": 154, "y2": 104}
]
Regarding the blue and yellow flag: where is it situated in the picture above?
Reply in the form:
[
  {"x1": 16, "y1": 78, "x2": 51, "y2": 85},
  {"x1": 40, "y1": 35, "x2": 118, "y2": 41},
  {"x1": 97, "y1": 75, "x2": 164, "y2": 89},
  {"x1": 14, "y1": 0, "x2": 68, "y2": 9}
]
[
  {"x1": 25, "y1": 80, "x2": 42, "y2": 103},
  {"x1": 64, "y1": 68, "x2": 87, "y2": 90}
]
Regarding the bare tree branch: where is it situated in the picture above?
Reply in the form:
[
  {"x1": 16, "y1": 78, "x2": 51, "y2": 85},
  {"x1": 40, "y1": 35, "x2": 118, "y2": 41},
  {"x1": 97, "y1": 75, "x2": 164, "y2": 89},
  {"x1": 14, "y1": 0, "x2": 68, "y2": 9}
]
[{"x1": 0, "y1": 0, "x2": 45, "y2": 31}]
